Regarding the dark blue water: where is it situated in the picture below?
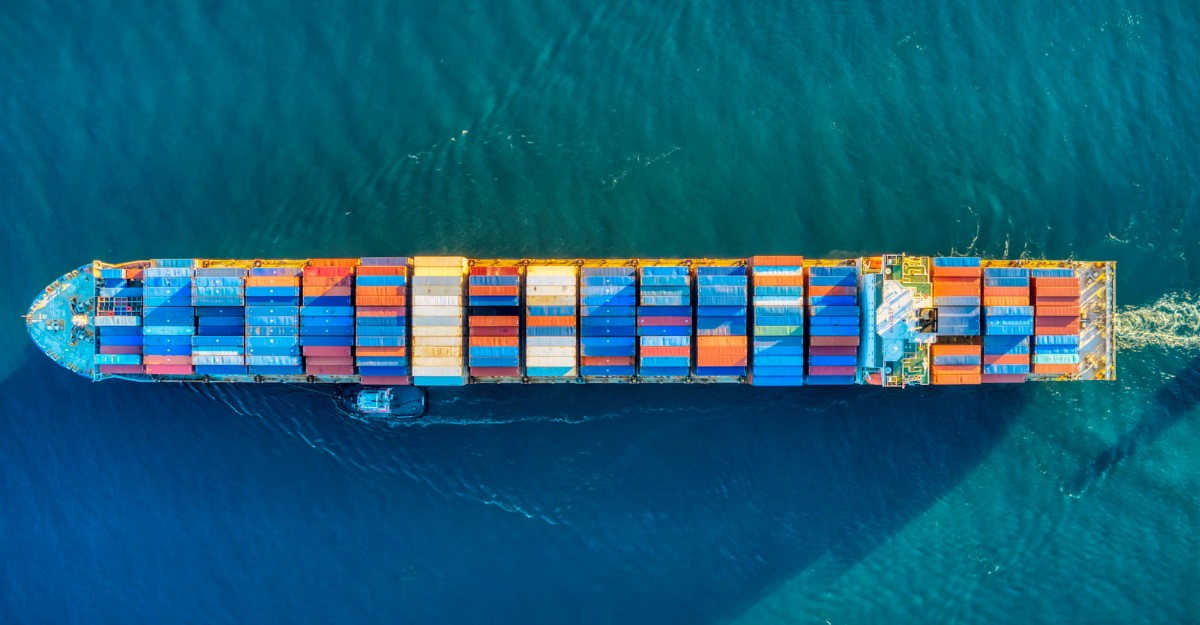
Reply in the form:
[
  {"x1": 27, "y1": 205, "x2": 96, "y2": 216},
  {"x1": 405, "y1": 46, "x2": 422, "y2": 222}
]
[{"x1": 2, "y1": 1, "x2": 1199, "y2": 623}]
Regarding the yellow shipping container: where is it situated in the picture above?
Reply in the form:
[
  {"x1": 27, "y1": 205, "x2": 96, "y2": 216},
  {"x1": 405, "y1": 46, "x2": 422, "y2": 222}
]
[
  {"x1": 413, "y1": 256, "x2": 468, "y2": 268},
  {"x1": 413, "y1": 346, "x2": 462, "y2": 358},
  {"x1": 413, "y1": 356, "x2": 464, "y2": 368},
  {"x1": 413, "y1": 336, "x2": 464, "y2": 347},
  {"x1": 526, "y1": 356, "x2": 577, "y2": 368},
  {"x1": 526, "y1": 265, "x2": 577, "y2": 277}
]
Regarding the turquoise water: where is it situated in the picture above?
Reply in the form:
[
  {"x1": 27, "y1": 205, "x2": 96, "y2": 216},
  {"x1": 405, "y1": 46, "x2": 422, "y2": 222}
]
[{"x1": 2, "y1": 1, "x2": 1199, "y2": 623}]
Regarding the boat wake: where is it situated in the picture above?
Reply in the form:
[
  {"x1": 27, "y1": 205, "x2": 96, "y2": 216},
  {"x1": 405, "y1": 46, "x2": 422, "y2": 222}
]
[{"x1": 1114, "y1": 291, "x2": 1200, "y2": 352}]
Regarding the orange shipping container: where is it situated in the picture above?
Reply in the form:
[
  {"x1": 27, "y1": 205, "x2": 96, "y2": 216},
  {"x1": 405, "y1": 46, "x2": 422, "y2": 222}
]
[
  {"x1": 468, "y1": 326, "x2": 519, "y2": 337},
  {"x1": 302, "y1": 276, "x2": 352, "y2": 286},
  {"x1": 469, "y1": 336, "x2": 520, "y2": 347},
  {"x1": 307, "y1": 259, "x2": 359, "y2": 268},
  {"x1": 1032, "y1": 363, "x2": 1078, "y2": 375},
  {"x1": 470, "y1": 266, "x2": 520, "y2": 276},
  {"x1": 469, "y1": 286, "x2": 520, "y2": 296},
  {"x1": 1031, "y1": 277, "x2": 1078, "y2": 287},
  {"x1": 1035, "y1": 286, "x2": 1081, "y2": 297},
  {"x1": 754, "y1": 275, "x2": 805, "y2": 286},
  {"x1": 696, "y1": 335, "x2": 747, "y2": 347},
  {"x1": 930, "y1": 344, "x2": 982, "y2": 356},
  {"x1": 931, "y1": 373, "x2": 982, "y2": 385},
  {"x1": 469, "y1": 315, "x2": 519, "y2": 327},
  {"x1": 807, "y1": 285, "x2": 856, "y2": 297},
  {"x1": 932, "y1": 284, "x2": 982, "y2": 297},
  {"x1": 526, "y1": 316, "x2": 575, "y2": 327},
  {"x1": 983, "y1": 296, "x2": 1030, "y2": 306},
  {"x1": 357, "y1": 286, "x2": 406, "y2": 297},
  {"x1": 696, "y1": 354, "x2": 747, "y2": 366},
  {"x1": 982, "y1": 286, "x2": 1029, "y2": 297},
  {"x1": 303, "y1": 286, "x2": 352, "y2": 296},
  {"x1": 984, "y1": 354, "x2": 1030, "y2": 365},
  {"x1": 1036, "y1": 306, "x2": 1081, "y2": 317},
  {"x1": 931, "y1": 364, "x2": 981, "y2": 374}
]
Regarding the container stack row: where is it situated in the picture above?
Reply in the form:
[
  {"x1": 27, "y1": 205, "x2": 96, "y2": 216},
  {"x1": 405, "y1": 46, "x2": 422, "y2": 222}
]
[
  {"x1": 94, "y1": 266, "x2": 145, "y2": 374},
  {"x1": 981, "y1": 267, "x2": 1032, "y2": 383},
  {"x1": 930, "y1": 343, "x2": 982, "y2": 385},
  {"x1": 245, "y1": 267, "x2": 303, "y2": 376},
  {"x1": 579, "y1": 266, "x2": 637, "y2": 379},
  {"x1": 525, "y1": 265, "x2": 578, "y2": 379},
  {"x1": 142, "y1": 260, "x2": 196, "y2": 376},
  {"x1": 749, "y1": 256, "x2": 805, "y2": 386},
  {"x1": 468, "y1": 263, "x2": 522, "y2": 379},
  {"x1": 694, "y1": 264, "x2": 748, "y2": 380},
  {"x1": 932, "y1": 257, "x2": 981, "y2": 336},
  {"x1": 637, "y1": 265, "x2": 691, "y2": 380},
  {"x1": 301, "y1": 260, "x2": 356, "y2": 377},
  {"x1": 191, "y1": 267, "x2": 247, "y2": 375},
  {"x1": 355, "y1": 258, "x2": 410, "y2": 384},
  {"x1": 806, "y1": 265, "x2": 860, "y2": 385},
  {"x1": 411, "y1": 257, "x2": 467, "y2": 385},
  {"x1": 1032, "y1": 269, "x2": 1082, "y2": 375}
]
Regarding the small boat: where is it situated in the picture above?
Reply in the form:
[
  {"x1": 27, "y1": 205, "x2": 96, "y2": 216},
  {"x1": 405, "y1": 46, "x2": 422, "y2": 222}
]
[{"x1": 335, "y1": 385, "x2": 426, "y2": 420}]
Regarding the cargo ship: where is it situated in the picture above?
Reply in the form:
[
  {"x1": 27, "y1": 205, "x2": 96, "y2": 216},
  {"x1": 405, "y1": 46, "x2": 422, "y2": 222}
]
[{"x1": 25, "y1": 255, "x2": 1117, "y2": 388}]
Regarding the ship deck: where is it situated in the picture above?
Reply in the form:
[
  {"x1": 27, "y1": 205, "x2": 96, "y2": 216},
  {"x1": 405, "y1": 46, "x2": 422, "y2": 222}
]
[{"x1": 25, "y1": 265, "x2": 97, "y2": 380}]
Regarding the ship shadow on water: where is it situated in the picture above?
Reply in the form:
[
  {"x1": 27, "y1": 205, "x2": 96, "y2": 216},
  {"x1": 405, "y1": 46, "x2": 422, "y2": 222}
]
[
  {"x1": 1064, "y1": 353, "x2": 1200, "y2": 498},
  {"x1": 3, "y1": 347, "x2": 1026, "y2": 625}
]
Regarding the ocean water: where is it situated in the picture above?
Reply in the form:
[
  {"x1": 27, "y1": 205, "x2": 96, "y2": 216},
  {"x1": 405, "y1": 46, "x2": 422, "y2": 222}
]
[{"x1": 2, "y1": 0, "x2": 1198, "y2": 623}]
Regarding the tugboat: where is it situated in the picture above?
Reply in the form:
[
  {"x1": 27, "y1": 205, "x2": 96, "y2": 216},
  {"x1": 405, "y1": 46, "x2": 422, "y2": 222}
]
[{"x1": 335, "y1": 385, "x2": 427, "y2": 420}]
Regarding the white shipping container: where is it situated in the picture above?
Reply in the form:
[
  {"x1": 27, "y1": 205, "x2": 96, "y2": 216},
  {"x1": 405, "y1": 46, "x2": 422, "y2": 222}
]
[
  {"x1": 412, "y1": 326, "x2": 464, "y2": 337},
  {"x1": 412, "y1": 346, "x2": 463, "y2": 358},
  {"x1": 526, "y1": 346, "x2": 575, "y2": 357},
  {"x1": 526, "y1": 356, "x2": 578, "y2": 368},
  {"x1": 525, "y1": 266, "x2": 577, "y2": 277},
  {"x1": 412, "y1": 286, "x2": 462, "y2": 296},
  {"x1": 412, "y1": 305, "x2": 465, "y2": 316},
  {"x1": 526, "y1": 276, "x2": 576, "y2": 286},
  {"x1": 413, "y1": 296, "x2": 463, "y2": 307},
  {"x1": 526, "y1": 285, "x2": 576, "y2": 296},
  {"x1": 94, "y1": 315, "x2": 141, "y2": 327},
  {"x1": 413, "y1": 336, "x2": 464, "y2": 346},
  {"x1": 412, "y1": 356, "x2": 464, "y2": 367},
  {"x1": 525, "y1": 337, "x2": 575, "y2": 347}
]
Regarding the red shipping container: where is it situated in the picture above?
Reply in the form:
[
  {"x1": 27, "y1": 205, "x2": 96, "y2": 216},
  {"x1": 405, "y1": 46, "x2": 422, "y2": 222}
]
[
  {"x1": 636, "y1": 316, "x2": 691, "y2": 326},
  {"x1": 808, "y1": 365, "x2": 856, "y2": 376},
  {"x1": 356, "y1": 306, "x2": 407, "y2": 316},
  {"x1": 983, "y1": 354, "x2": 1030, "y2": 365},
  {"x1": 99, "y1": 364, "x2": 144, "y2": 374},
  {"x1": 469, "y1": 367, "x2": 522, "y2": 377},
  {"x1": 306, "y1": 365, "x2": 355, "y2": 375},
  {"x1": 809, "y1": 336, "x2": 860, "y2": 346},
  {"x1": 305, "y1": 356, "x2": 354, "y2": 366},
  {"x1": 1034, "y1": 296, "x2": 1081, "y2": 306},
  {"x1": 695, "y1": 354, "x2": 747, "y2": 366},
  {"x1": 302, "y1": 276, "x2": 352, "y2": 287},
  {"x1": 357, "y1": 296, "x2": 407, "y2": 307},
  {"x1": 356, "y1": 266, "x2": 408, "y2": 276},
  {"x1": 355, "y1": 346, "x2": 407, "y2": 357},
  {"x1": 470, "y1": 266, "x2": 520, "y2": 276},
  {"x1": 99, "y1": 345, "x2": 142, "y2": 355},
  {"x1": 468, "y1": 326, "x2": 519, "y2": 337},
  {"x1": 1034, "y1": 286, "x2": 1081, "y2": 298},
  {"x1": 303, "y1": 346, "x2": 352, "y2": 357},
  {"x1": 358, "y1": 375, "x2": 412, "y2": 385},
  {"x1": 145, "y1": 365, "x2": 194, "y2": 375},
  {"x1": 640, "y1": 346, "x2": 690, "y2": 357},
  {"x1": 807, "y1": 346, "x2": 857, "y2": 356},
  {"x1": 982, "y1": 286, "x2": 1029, "y2": 297},
  {"x1": 1036, "y1": 306, "x2": 1081, "y2": 317}
]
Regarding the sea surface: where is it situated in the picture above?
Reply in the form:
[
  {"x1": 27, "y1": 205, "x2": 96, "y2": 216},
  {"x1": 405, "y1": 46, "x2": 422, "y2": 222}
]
[{"x1": 2, "y1": 1, "x2": 1199, "y2": 623}]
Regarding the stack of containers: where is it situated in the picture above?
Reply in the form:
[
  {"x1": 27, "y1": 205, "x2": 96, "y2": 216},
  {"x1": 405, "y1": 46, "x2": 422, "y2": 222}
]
[
  {"x1": 750, "y1": 256, "x2": 806, "y2": 386},
  {"x1": 805, "y1": 264, "x2": 859, "y2": 385},
  {"x1": 245, "y1": 266, "x2": 303, "y2": 376},
  {"x1": 467, "y1": 263, "x2": 522, "y2": 379},
  {"x1": 929, "y1": 343, "x2": 982, "y2": 385},
  {"x1": 411, "y1": 257, "x2": 468, "y2": 385},
  {"x1": 694, "y1": 264, "x2": 748, "y2": 380},
  {"x1": 354, "y1": 257, "x2": 410, "y2": 384},
  {"x1": 1032, "y1": 268, "x2": 1082, "y2": 375},
  {"x1": 637, "y1": 265, "x2": 691, "y2": 379},
  {"x1": 191, "y1": 267, "x2": 247, "y2": 375},
  {"x1": 525, "y1": 264, "x2": 578, "y2": 380},
  {"x1": 301, "y1": 260, "x2": 356, "y2": 377},
  {"x1": 94, "y1": 267, "x2": 144, "y2": 374},
  {"x1": 981, "y1": 267, "x2": 1032, "y2": 383},
  {"x1": 141, "y1": 260, "x2": 195, "y2": 375},
  {"x1": 579, "y1": 265, "x2": 637, "y2": 379},
  {"x1": 932, "y1": 257, "x2": 982, "y2": 336}
]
